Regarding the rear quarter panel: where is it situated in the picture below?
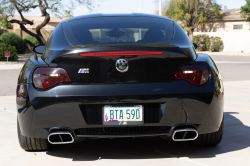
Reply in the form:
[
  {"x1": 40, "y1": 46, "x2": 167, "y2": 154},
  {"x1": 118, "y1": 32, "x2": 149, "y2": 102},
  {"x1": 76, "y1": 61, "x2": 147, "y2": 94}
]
[
  {"x1": 186, "y1": 54, "x2": 224, "y2": 133},
  {"x1": 16, "y1": 57, "x2": 48, "y2": 135}
]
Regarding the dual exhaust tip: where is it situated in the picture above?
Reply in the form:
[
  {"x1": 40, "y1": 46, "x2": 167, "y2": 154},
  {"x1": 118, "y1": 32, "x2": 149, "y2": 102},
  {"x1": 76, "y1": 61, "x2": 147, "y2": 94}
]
[
  {"x1": 47, "y1": 128, "x2": 198, "y2": 144},
  {"x1": 172, "y1": 128, "x2": 198, "y2": 141},
  {"x1": 48, "y1": 132, "x2": 74, "y2": 144}
]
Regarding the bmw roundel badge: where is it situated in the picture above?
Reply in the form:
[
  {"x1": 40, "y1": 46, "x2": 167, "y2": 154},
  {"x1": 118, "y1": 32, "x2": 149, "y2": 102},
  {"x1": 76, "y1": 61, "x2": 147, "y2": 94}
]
[{"x1": 116, "y1": 59, "x2": 128, "y2": 73}]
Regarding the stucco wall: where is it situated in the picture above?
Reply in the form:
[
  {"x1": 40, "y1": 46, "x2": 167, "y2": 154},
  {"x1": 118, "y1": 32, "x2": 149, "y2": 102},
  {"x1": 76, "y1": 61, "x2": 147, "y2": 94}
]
[
  {"x1": 197, "y1": 20, "x2": 250, "y2": 32},
  {"x1": 194, "y1": 31, "x2": 250, "y2": 53}
]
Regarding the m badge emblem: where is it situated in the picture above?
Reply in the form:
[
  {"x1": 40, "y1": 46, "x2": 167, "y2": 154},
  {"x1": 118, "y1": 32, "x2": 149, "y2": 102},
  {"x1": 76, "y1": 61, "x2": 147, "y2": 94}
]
[{"x1": 78, "y1": 68, "x2": 89, "y2": 73}]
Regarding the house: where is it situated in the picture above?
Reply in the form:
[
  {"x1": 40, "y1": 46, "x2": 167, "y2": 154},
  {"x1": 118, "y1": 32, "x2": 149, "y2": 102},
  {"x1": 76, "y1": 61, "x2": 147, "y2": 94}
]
[
  {"x1": 196, "y1": 9, "x2": 250, "y2": 32},
  {"x1": 194, "y1": 9, "x2": 250, "y2": 53}
]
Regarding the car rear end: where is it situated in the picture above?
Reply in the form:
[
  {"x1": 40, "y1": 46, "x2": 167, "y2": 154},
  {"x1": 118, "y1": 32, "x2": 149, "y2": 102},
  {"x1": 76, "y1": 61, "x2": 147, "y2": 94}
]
[{"x1": 16, "y1": 14, "x2": 224, "y2": 148}]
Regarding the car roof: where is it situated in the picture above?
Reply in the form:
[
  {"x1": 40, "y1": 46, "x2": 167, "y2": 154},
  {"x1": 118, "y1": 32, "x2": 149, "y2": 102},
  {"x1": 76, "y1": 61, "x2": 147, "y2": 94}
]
[{"x1": 62, "y1": 13, "x2": 173, "y2": 23}]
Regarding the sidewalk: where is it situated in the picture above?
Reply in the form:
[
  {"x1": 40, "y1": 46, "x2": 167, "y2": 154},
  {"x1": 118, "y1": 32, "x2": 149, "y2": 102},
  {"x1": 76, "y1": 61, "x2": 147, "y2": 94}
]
[
  {"x1": 0, "y1": 52, "x2": 34, "y2": 65},
  {"x1": 197, "y1": 51, "x2": 250, "y2": 56},
  {"x1": 0, "y1": 64, "x2": 23, "y2": 70}
]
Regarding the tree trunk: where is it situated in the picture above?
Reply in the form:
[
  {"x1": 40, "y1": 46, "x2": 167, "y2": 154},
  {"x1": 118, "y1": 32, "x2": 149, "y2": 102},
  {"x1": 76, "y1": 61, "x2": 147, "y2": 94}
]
[
  {"x1": 35, "y1": 15, "x2": 50, "y2": 44},
  {"x1": 35, "y1": 33, "x2": 46, "y2": 44},
  {"x1": 188, "y1": 30, "x2": 194, "y2": 42},
  {"x1": 8, "y1": 18, "x2": 46, "y2": 44},
  {"x1": 18, "y1": 24, "x2": 45, "y2": 44},
  {"x1": 36, "y1": 29, "x2": 47, "y2": 44},
  {"x1": 8, "y1": 1, "x2": 47, "y2": 45}
]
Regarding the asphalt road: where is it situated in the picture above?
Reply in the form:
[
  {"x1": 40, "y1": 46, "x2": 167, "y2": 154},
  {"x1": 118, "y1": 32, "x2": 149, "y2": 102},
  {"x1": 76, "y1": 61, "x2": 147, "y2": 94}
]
[
  {"x1": 0, "y1": 55, "x2": 250, "y2": 96},
  {"x1": 211, "y1": 55, "x2": 250, "y2": 81}
]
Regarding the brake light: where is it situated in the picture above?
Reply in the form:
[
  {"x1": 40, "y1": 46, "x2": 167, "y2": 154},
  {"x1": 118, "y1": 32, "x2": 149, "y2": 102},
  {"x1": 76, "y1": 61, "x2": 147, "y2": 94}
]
[
  {"x1": 33, "y1": 68, "x2": 71, "y2": 89},
  {"x1": 175, "y1": 64, "x2": 209, "y2": 85},
  {"x1": 80, "y1": 51, "x2": 164, "y2": 56}
]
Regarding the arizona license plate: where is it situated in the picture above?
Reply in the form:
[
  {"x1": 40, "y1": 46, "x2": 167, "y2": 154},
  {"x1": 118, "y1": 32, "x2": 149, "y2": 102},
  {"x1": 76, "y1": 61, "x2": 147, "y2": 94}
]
[{"x1": 103, "y1": 105, "x2": 144, "y2": 125}]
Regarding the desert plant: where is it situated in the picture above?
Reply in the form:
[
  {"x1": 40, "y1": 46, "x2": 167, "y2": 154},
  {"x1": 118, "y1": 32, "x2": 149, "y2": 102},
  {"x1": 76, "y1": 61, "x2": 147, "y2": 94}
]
[
  {"x1": 192, "y1": 34, "x2": 209, "y2": 51},
  {"x1": 0, "y1": 32, "x2": 26, "y2": 54},
  {"x1": 2, "y1": 0, "x2": 103, "y2": 44},
  {"x1": 206, "y1": 36, "x2": 223, "y2": 52},
  {"x1": 24, "y1": 34, "x2": 39, "y2": 47},
  {"x1": 0, "y1": 42, "x2": 18, "y2": 61},
  {"x1": 165, "y1": 0, "x2": 222, "y2": 40}
]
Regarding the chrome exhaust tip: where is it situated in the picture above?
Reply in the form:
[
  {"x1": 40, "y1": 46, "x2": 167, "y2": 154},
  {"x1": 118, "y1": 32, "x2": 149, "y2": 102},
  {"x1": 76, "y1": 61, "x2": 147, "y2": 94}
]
[
  {"x1": 172, "y1": 128, "x2": 198, "y2": 141},
  {"x1": 48, "y1": 132, "x2": 74, "y2": 144}
]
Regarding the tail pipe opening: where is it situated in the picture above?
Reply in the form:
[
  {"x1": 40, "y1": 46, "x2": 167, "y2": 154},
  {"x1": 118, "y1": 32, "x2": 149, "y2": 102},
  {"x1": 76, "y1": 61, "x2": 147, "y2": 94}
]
[
  {"x1": 48, "y1": 132, "x2": 74, "y2": 144},
  {"x1": 172, "y1": 128, "x2": 198, "y2": 141}
]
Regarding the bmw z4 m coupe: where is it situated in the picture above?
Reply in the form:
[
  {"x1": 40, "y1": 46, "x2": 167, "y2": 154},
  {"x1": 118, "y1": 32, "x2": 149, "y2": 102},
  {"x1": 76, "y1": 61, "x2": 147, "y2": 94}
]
[{"x1": 16, "y1": 13, "x2": 224, "y2": 151}]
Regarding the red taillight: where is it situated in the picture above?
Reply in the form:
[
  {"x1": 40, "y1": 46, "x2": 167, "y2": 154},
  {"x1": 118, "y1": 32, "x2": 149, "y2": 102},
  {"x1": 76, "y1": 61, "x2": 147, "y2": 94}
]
[
  {"x1": 175, "y1": 64, "x2": 209, "y2": 85},
  {"x1": 80, "y1": 51, "x2": 164, "y2": 56},
  {"x1": 33, "y1": 68, "x2": 71, "y2": 89}
]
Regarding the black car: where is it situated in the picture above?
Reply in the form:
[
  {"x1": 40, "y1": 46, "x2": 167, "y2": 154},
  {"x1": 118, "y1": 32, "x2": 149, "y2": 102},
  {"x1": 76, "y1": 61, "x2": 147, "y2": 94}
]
[{"x1": 16, "y1": 13, "x2": 224, "y2": 151}]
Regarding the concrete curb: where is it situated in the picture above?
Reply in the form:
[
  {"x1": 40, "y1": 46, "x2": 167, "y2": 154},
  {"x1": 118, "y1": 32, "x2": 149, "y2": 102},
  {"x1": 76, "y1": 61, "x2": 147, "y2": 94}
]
[{"x1": 0, "y1": 62, "x2": 25, "y2": 65}]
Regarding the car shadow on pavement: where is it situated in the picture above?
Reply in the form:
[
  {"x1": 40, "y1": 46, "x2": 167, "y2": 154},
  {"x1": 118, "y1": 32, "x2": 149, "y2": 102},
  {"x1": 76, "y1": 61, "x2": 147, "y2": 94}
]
[{"x1": 46, "y1": 112, "x2": 250, "y2": 161}]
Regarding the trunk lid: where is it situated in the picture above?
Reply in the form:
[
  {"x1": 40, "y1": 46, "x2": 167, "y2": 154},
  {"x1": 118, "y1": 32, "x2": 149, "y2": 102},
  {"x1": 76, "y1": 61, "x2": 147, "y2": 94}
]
[{"x1": 51, "y1": 49, "x2": 192, "y2": 84}]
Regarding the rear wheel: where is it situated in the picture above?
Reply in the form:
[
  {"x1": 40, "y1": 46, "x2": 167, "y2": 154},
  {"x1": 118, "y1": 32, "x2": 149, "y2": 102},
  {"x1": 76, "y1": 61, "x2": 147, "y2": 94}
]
[
  {"x1": 17, "y1": 119, "x2": 50, "y2": 151},
  {"x1": 191, "y1": 117, "x2": 224, "y2": 146}
]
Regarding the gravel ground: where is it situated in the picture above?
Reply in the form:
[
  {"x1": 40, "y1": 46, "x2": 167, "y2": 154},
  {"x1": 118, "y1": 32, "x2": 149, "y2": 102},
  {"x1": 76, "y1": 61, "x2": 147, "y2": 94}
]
[{"x1": 17, "y1": 52, "x2": 35, "y2": 62}]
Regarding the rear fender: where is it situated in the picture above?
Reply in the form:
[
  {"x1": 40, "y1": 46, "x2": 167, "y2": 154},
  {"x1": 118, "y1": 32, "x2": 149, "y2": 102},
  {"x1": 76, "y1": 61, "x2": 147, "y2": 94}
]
[
  {"x1": 195, "y1": 54, "x2": 223, "y2": 96},
  {"x1": 16, "y1": 57, "x2": 47, "y2": 136},
  {"x1": 17, "y1": 57, "x2": 48, "y2": 85},
  {"x1": 185, "y1": 54, "x2": 224, "y2": 132}
]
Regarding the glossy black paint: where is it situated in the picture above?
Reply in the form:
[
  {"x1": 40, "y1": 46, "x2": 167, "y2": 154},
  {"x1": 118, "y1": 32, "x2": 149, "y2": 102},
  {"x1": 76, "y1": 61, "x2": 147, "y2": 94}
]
[
  {"x1": 17, "y1": 57, "x2": 48, "y2": 84},
  {"x1": 16, "y1": 14, "x2": 224, "y2": 140},
  {"x1": 193, "y1": 43, "x2": 198, "y2": 49},
  {"x1": 17, "y1": 59, "x2": 223, "y2": 139},
  {"x1": 62, "y1": 16, "x2": 174, "y2": 46},
  {"x1": 53, "y1": 53, "x2": 190, "y2": 84},
  {"x1": 42, "y1": 15, "x2": 197, "y2": 63}
]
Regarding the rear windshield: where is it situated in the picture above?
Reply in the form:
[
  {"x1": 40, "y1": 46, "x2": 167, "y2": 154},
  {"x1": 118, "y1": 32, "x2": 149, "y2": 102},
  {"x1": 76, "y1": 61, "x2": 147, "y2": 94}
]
[{"x1": 62, "y1": 17, "x2": 174, "y2": 46}]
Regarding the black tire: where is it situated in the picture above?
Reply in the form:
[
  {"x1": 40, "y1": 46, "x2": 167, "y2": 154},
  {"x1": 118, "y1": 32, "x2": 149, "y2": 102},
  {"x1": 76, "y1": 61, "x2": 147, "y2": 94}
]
[
  {"x1": 191, "y1": 117, "x2": 224, "y2": 146},
  {"x1": 17, "y1": 119, "x2": 50, "y2": 151}
]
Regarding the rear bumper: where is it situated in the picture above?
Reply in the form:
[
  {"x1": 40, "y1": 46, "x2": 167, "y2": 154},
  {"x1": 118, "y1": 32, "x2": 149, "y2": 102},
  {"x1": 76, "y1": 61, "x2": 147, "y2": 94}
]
[
  {"x1": 17, "y1": 80, "x2": 224, "y2": 139},
  {"x1": 77, "y1": 133, "x2": 170, "y2": 138}
]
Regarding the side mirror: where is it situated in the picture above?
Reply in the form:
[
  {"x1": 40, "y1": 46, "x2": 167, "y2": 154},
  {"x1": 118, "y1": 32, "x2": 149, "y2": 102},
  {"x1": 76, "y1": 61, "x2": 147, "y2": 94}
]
[
  {"x1": 32, "y1": 45, "x2": 45, "y2": 54},
  {"x1": 193, "y1": 43, "x2": 198, "y2": 49}
]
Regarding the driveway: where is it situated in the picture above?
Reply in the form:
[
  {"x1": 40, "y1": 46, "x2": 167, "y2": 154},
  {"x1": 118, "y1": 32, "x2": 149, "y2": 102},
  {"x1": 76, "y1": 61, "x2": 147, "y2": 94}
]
[{"x1": 0, "y1": 54, "x2": 250, "y2": 165}]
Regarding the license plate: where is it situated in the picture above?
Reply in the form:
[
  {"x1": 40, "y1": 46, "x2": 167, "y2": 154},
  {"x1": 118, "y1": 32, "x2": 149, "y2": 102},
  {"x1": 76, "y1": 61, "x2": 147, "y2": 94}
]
[{"x1": 103, "y1": 105, "x2": 143, "y2": 125}]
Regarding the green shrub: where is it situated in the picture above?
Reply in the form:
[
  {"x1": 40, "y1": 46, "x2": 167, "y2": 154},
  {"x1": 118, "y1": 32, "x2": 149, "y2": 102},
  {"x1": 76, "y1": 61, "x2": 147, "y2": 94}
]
[
  {"x1": 192, "y1": 34, "x2": 209, "y2": 51},
  {"x1": 192, "y1": 35, "x2": 199, "y2": 46},
  {"x1": 24, "y1": 34, "x2": 39, "y2": 47},
  {"x1": 0, "y1": 43, "x2": 18, "y2": 61},
  {"x1": 0, "y1": 32, "x2": 26, "y2": 54},
  {"x1": 206, "y1": 37, "x2": 223, "y2": 52}
]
